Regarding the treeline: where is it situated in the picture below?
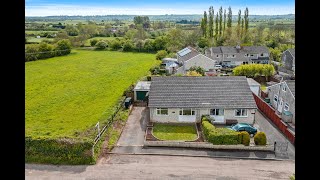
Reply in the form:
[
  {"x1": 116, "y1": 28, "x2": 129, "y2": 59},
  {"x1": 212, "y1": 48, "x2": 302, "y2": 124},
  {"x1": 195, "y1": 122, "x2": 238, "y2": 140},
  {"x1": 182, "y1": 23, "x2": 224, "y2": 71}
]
[{"x1": 25, "y1": 39, "x2": 72, "y2": 62}]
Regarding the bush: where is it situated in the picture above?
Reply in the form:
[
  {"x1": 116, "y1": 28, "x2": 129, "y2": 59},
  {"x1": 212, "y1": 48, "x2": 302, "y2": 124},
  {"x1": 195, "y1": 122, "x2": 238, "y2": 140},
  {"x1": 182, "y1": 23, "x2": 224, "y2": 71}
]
[
  {"x1": 55, "y1": 39, "x2": 72, "y2": 56},
  {"x1": 90, "y1": 39, "x2": 98, "y2": 46},
  {"x1": 156, "y1": 50, "x2": 168, "y2": 60},
  {"x1": 254, "y1": 132, "x2": 267, "y2": 145},
  {"x1": 95, "y1": 41, "x2": 108, "y2": 50},
  {"x1": 109, "y1": 39, "x2": 122, "y2": 50},
  {"x1": 201, "y1": 114, "x2": 215, "y2": 123},
  {"x1": 239, "y1": 131, "x2": 250, "y2": 146},
  {"x1": 201, "y1": 120, "x2": 239, "y2": 145},
  {"x1": 123, "y1": 41, "x2": 134, "y2": 52}
]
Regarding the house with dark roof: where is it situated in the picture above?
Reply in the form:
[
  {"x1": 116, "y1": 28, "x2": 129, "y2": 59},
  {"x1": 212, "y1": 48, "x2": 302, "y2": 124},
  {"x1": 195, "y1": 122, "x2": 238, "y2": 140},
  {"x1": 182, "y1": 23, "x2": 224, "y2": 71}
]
[
  {"x1": 175, "y1": 46, "x2": 217, "y2": 74},
  {"x1": 148, "y1": 76, "x2": 257, "y2": 124},
  {"x1": 205, "y1": 45, "x2": 270, "y2": 67},
  {"x1": 279, "y1": 48, "x2": 295, "y2": 75},
  {"x1": 267, "y1": 80, "x2": 295, "y2": 125}
]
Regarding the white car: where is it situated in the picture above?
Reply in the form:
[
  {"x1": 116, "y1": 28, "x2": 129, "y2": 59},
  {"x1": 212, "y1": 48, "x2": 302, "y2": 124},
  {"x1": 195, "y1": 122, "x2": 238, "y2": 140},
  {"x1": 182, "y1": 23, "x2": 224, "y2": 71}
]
[{"x1": 214, "y1": 65, "x2": 222, "y2": 69}]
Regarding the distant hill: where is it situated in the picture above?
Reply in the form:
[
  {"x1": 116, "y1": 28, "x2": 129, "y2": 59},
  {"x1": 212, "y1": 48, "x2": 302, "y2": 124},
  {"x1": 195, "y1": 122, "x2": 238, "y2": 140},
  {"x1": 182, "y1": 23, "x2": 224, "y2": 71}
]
[{"x1": 25, "y1": 14, "x2": 295, "y2": 22}]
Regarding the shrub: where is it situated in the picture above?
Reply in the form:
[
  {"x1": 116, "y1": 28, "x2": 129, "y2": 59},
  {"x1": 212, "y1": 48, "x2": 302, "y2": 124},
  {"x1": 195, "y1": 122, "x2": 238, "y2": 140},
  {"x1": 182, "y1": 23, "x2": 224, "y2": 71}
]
[
  {"x1": 239, "y1": 131, "x2": 250, "y2": 146},
  {"x1": 90, "y1": 39, "x2": 98, "y2": 46},
  {"x1": 95, "y1": 41, "x2": 108, "y2": 50},
  {"x1": 201, "y1": 120, "x2": 239, "y2": 145},
  {"x1": 254, "y1": 132, "x2": 267, "y2": 145},
  {"x1": 123, "y1": 41, "x2": 134, "y2": 52},
  {"x1": 156, "y1": 50, "x2": 168, "y2": 60},
  {"x1": 201, "y1": 114, "x2": 215, "y2": 123},
  {"x1": 55, "y1": 39, "x2": 72, "y2": 56}
]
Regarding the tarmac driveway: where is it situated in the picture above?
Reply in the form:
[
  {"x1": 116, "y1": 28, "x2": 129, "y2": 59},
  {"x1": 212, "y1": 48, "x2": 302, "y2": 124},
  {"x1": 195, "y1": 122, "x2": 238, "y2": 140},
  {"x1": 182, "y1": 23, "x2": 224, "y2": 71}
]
[
  {"x1": 254, "y1": 110, "x2": 295, "y2": 160},
  {"x1": 113, "y1": 106, "x2": 148, "y2": 149}
]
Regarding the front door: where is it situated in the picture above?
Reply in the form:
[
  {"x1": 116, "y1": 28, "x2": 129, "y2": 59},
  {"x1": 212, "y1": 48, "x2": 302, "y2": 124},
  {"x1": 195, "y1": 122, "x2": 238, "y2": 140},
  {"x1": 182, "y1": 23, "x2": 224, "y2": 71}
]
[{"x1": 278, "y1": 98, "x2": 283, "y2": 113}]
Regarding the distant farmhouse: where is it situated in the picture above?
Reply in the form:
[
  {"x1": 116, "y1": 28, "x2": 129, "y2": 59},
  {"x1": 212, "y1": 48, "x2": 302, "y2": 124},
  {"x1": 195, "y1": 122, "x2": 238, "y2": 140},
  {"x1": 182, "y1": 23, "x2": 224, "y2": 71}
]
[{"x1": 205, "y1": 45, "x2": 270, "y2": 68}]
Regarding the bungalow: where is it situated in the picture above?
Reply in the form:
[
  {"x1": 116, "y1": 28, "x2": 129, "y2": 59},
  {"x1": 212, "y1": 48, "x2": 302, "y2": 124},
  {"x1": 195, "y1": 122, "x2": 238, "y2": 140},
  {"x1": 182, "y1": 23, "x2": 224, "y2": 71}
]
[
  {"x1": 148, "y1": 76, "x2": 257, "y2": 124},
  {"x1": 267, "y1": 80, "x2": 295, "y2": 125},
  {"x1": 175, "y1": 46, "x2": 217, "y2": 74}
]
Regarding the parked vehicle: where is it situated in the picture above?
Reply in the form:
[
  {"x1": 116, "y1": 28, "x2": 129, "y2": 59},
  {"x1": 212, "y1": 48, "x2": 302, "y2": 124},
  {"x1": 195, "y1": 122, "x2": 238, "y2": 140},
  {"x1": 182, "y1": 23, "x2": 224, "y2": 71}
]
[
  {"x1": 227, "y1": 123, "x2": 257, "y2": 135},
  {"x1": 214, "y1": 65, "x2": 222, "y2": 69}
]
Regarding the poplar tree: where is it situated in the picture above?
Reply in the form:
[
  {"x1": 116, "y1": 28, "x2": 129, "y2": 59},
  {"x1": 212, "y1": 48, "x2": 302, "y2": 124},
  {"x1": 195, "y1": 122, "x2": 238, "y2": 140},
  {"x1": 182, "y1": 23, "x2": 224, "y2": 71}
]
[
  {"x1": 219, "y1": 6, "x2": 223, "y2": 36},
  {"x1": 223, "y1": 9, "x2": 226, "y2": 35},
  {"x1": 237, "y1": 10, "x2": 241, "y2": 39},
  {"x1": 208, "y1": 6, "x2": 214, "y2": 38},
  {"x1": 244, "y1": 7, "x2": 249, "y2": 34},
  {"x1": 215, "y1": 12, "x2": 219, "y2": 39},
  {"x1": 200, "y1": 11, "x2": 208, "y2": 37}
]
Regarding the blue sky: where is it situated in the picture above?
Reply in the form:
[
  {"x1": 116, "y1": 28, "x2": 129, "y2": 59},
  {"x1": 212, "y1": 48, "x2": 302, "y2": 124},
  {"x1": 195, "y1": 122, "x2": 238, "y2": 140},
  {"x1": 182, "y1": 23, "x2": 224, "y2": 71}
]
[{"x1": 25, "y1": 0, "x2": 295, "y2": 16}]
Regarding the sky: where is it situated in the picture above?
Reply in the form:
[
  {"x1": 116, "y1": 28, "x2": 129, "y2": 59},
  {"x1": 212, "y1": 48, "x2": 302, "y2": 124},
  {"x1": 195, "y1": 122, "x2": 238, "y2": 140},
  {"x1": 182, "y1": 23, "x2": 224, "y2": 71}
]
[{"x1": 25, "y1": 0, "x2": 295, "y2": 16}]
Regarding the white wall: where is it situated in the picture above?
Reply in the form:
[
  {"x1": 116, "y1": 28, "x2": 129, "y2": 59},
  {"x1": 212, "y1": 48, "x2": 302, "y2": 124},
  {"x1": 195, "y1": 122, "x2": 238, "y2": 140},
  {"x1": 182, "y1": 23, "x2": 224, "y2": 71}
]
[
  {"x1": 224, "y1": 109, "x2": 256, "y2": 125},
  {"x1": 184, "y1": 55, "x2": 216, "y2": 71}
]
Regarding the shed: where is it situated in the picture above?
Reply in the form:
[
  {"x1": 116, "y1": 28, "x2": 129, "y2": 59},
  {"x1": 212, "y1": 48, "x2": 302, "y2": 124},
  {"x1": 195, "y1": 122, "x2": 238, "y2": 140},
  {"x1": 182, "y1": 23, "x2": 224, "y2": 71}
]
[
  {"x1": 133, "y1": 81, "x2": 151, "y2": 101},
  {"x1": 247, "y1": 78, "x2": 261, "y2": 96}
]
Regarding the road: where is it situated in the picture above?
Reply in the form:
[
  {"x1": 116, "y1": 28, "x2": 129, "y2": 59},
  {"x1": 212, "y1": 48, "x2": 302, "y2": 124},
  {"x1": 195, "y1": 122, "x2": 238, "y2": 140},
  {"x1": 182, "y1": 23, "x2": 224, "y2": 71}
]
[{"x1": 25, "y1": 154, "x2": 295, "y2": 180}]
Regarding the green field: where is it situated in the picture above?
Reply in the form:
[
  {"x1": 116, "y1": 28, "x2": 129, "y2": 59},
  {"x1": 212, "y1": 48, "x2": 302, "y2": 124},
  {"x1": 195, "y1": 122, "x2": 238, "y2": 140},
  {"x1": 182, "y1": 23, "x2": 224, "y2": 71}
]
[
  {"x1": 153, "y1": 124, "x2": 198, "y2": 141},
  {"x1": 26, "y1": 50, "x2": 158, "y2": 139},
  {"x1": 26, "y1": 37, "x2": 55, "y2": 43},
  {"x1": 84, "y1": 37, "x2": 124, "y2": 46}
]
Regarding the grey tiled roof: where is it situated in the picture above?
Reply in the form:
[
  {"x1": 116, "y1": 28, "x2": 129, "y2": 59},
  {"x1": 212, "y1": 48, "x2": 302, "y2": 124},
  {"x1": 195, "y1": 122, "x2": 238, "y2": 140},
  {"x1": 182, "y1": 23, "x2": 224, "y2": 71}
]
[
  {"x1": 288, "y1": 48, "x2": 295, "y2": 58},
  {"x1": 285, "y1": 80, "x2": 295, "y2": 97},
  {"x1": 241, "y1": 46, "x2": 269, "y2": 54},
  {"x1": 149, "y1": 76, "x2": 257, "y2": 109}
]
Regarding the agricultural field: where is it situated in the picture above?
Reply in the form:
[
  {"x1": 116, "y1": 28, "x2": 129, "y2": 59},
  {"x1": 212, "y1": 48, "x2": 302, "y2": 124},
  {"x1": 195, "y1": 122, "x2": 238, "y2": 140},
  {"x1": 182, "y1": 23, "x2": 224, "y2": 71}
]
[
  {"x1": 26, "y1": 50, "x2": 158, "y2": 139},
  {"x1": 26, "y1": 37, "x2": 55, "y2": 43}
]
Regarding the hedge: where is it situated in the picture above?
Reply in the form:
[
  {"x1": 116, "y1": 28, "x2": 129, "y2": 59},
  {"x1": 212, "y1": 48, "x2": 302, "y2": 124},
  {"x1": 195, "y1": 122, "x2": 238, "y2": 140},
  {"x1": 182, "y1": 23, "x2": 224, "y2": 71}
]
[
  {"x1": 25, "y1": 137, "x2": 95, "y2": 165},
  {"x1": 239, "y1": 131, "x2": 250, "y2": 146},
  {"x1": 201, "y1": 120, "x2": 240, "y2": 145}
]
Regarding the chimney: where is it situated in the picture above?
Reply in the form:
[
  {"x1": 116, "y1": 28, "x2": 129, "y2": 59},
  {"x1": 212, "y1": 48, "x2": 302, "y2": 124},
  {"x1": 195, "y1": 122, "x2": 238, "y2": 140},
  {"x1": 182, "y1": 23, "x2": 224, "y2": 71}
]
[{"x1": 236, "y1": 44, "x2": 241, "y2": 53}]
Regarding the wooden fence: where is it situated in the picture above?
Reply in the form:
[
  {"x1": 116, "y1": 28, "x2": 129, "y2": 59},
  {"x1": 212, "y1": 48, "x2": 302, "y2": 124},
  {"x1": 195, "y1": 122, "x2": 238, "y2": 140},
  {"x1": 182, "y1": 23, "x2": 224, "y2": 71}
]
[{"x1": 253, "y1": 93, "x2": 295, "y2": 145}]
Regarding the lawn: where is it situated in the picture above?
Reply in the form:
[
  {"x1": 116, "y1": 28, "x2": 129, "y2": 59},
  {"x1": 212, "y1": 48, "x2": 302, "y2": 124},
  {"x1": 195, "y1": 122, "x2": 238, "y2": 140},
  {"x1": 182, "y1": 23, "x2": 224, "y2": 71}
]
[
  {"x1": 85, "y1": 37, "x2": 124, "y2": 46},
  {"x1": 26, "y1": 49, "x2": 158, "y2": 139},
  {"x1": 152, "y1": 124, "x2": 198, "y2": 141},
  {"x1": 26, "y1": 37, "x2": 55, "y2": 43}
]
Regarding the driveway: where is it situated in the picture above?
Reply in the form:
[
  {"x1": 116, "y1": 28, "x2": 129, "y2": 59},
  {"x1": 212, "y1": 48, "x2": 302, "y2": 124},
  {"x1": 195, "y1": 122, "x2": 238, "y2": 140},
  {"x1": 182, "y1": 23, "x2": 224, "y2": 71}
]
[
  {"x1": 112, "y1": 106, "x2": 148, "y2": 153},
  {"x1": 254, "y1": 110, "x2": 295, "y2": 160}
]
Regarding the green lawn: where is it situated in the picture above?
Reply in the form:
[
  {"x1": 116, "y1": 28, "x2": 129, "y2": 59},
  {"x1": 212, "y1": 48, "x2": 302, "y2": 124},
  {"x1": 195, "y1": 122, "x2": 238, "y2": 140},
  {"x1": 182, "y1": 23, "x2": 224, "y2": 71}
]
[
  {"x1": 152, "y1": 124, "x2": 198, "y2": 141},
  {"x1": 26, "y1": 49, "x2": 158, "y2": 139},
  {"x1": 85, "y1": 37, "x2": 124, "y2": 46}
]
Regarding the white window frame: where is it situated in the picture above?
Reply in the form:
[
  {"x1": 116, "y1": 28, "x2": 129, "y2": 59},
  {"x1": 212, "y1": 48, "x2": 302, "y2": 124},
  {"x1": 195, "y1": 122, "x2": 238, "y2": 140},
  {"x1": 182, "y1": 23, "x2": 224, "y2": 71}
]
[
  {"x1": 179, "y1": 108, "x2": 195, "y2": 116},
  {"x1": 156, "y1": 108, "x2": 168, "y2": 116},
  {"x1": 210, "y1": 109, "x2": 224, "y2": 116},
  {"x1": 235, "y1": 109, "x2": 248, "y2": 117},
  {"x1": 282, "y1": 85, "x2": 287, "y2": 92},
  {"x1": 274, "y1": 95, "x2": 278, "y2": 103},
  {"x1": 284, "y1": 103, "x2": 290, "y2": 111}
]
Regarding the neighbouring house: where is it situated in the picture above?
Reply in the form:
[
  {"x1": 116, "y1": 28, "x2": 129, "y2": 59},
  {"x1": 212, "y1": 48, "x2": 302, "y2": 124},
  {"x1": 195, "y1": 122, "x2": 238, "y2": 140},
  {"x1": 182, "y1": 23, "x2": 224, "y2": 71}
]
[
  {"x1": 133, "y1": 81, "x2": 151, "y2": 101},
  {"x1": 36, "y1": 36, "x2": 40, "y2": 38},
  {"x1": 267, "y1": 80, "x2": 295, "y2": 125},
  {"x1": 148, "y1": 76, "x2": 257, "y2": 124},
  {"x1": 247, "y1": 78, "x2": 261, "y2": 96},
  {"x1": 175, "y1": 46, "x2": 217, "y2": 74},
  {"x1": 161, "y1": 58, "x2": 179, "y2": 74},
  {"x1": 205, "y1": 45, "x2": 270, "y2": 67},
  {"x1": 279, "y1": 48, "x2": 295, "y2": 76}
]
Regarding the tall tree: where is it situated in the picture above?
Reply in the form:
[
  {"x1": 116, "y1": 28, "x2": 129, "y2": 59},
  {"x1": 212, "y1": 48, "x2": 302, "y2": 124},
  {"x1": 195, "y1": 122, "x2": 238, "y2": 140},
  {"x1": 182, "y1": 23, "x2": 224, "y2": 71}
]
[
  {"x1": 244, "y1": 7, "x2": 249, "y2": 34},
  {"x1": 208, "y1": 7, "x2": 214, "y2": 38},
  {"x1": 227, "y1": 7, "x2": 232, "y2": 28},
  {"x1": 241, "y1": 18, "x2": 244, "y2": 39},
  {"x1": 219, "y1": 6, "x2": 223, "y2": 36},
  {"x1": 223, "y1": 9, "x2": 226, "y2": 35},
  {"x1": 200, "y1": 11, "x2": 208, "y2": 37},
  {"x1": 215, "y1": 12, "x2": 219, "y2": 39},
  {"x1": 237, "y1": 10, "x2": 241, "y2": 39}
]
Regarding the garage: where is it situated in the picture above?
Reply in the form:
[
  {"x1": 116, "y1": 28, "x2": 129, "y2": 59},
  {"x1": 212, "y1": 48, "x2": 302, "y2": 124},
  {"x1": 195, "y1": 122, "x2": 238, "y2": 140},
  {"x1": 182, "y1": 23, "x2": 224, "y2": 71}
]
[{"x1": 133, "y1": 81, "x2": 151, "y2": 101}]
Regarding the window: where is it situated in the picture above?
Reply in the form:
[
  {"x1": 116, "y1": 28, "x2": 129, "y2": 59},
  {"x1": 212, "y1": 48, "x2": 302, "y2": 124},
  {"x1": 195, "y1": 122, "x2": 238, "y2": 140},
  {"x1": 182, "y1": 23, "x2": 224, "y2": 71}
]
[
  {"x1": 282, "y1": 85, "x2": 287, "y2": 92},
  {"x1": 274, "y1": 95, "x2": 278, "y2": 103},
  {"x1": 284, "y1": 103, "x2": 289, "y2": 111},
  {"x1": 251, "y1": 54, "x2": 254, "y2": 57},
  {"x1": 216, "y1": 55, "x2": 219, "y2": 58},
  {"x1": 210, "y1": 109, "x2": 224, "y2": 116},
  {"x1": 235, "y1": 109, "x2": 248, "y2": 117},
  {"x1": 179, "y1": 108, "x2": 195, "y2": 116},
  {"x1": 156, "y1": 108, "x2": 168, "y2": 115}
]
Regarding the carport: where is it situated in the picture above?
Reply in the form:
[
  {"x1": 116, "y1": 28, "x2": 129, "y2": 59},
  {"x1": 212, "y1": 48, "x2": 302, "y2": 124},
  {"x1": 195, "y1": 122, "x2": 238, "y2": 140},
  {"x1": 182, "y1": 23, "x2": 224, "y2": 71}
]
[{"x1": 133, "y1": 81, "x2": 151, "y2": 101}]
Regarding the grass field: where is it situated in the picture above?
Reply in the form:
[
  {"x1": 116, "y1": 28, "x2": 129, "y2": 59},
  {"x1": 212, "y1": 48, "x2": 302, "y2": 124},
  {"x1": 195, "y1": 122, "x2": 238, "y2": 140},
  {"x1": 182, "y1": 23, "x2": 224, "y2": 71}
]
[
  {"x1": 26, "y1": 49, "x2": 158, "y2": 139},
  {"x1": 25, "y1": 30, "x2": 59, "y2": 35},
  {"x1": 26, "y1": 37, "x2": 55, "y2": 43},
  {"x1": 84, "y1": 37, "x2": 124, "y2": 46},
  {"x1": 152, "y1": 124, "x2": 198, "y2": 141}
]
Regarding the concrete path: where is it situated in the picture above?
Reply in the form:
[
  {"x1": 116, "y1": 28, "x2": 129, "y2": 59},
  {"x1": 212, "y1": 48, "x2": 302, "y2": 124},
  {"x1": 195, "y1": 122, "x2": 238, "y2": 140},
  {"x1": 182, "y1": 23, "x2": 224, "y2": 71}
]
[
  {"x1": 114, "y1": 106, "x2": 148, "y2": 147},
  {"x1": 254, "y1": 110, "x2": 295, "y2": 160},
  {"x1": 25, "y1": 154, "x2": 295, "y2": 179}
]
